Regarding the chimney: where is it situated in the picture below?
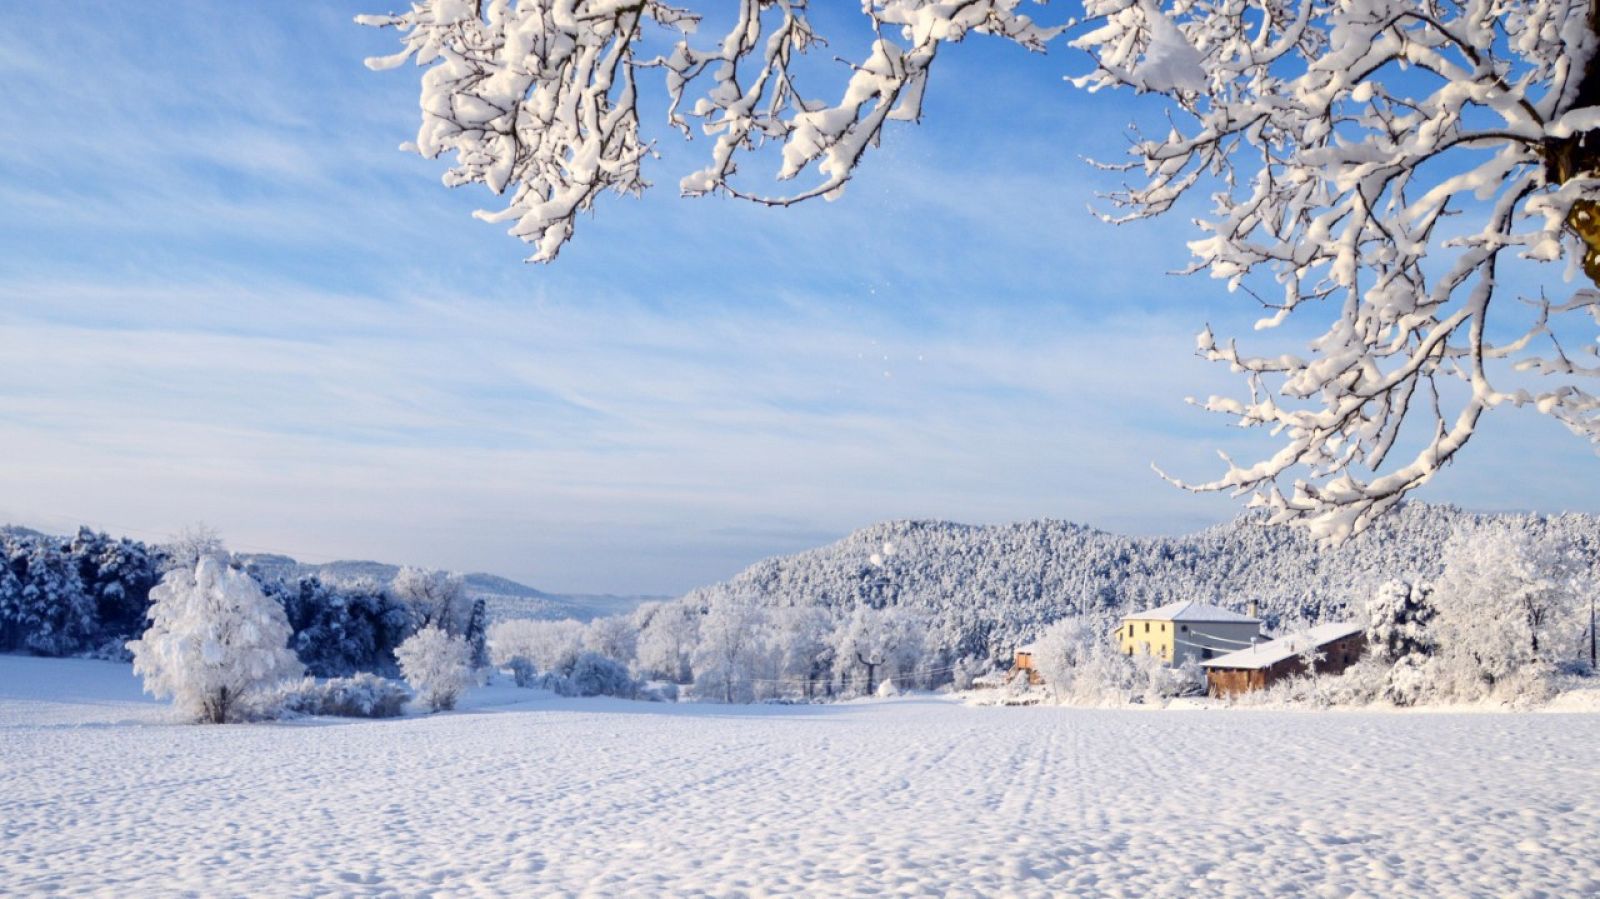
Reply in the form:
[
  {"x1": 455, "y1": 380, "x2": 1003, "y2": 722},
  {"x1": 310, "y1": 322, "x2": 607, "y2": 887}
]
[{"x1": 1247, "y1": 600, "x2": 1259, "y2": 619}]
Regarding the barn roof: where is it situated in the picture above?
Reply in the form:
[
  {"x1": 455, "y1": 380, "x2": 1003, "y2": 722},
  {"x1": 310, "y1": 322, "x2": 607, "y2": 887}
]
[
  {"x1": 1125, "y1": 600, "x2": 1259, "y2": 624},
  {"x1": 1201, "y1": 622, "x2": 1364, "y2": 671}
]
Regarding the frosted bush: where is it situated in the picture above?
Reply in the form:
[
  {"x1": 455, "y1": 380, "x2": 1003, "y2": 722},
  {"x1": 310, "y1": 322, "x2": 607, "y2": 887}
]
[
  {"x1": 394, "y1": 625, "x2": 473, "y2": 712},
  {"x1": 876, "y1": 678, "x2": 900, "y2": 698},
  {"x1": 272, "y1": 673, "x2": 410, "y2": 719},
  {"x1": 127, "y1": 557, "x2": 303, "y2": 724},
  {"x1": 566, "y1": 651, "x2": 638, "y2": 698}
]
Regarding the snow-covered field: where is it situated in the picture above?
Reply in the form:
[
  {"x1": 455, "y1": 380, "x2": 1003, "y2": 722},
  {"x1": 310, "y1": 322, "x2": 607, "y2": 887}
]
[{"x1": 4, "y1": 657, "x2": 1599, "y2": 897}]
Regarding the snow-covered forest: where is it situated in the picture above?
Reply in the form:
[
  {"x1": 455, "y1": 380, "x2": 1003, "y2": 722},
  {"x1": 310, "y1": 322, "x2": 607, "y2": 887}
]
[{"x1": 5, "y1": 501, "x2": 1598, "y2": 717}]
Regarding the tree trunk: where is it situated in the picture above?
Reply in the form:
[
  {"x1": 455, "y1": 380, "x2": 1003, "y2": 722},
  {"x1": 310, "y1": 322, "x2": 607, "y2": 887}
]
[
  {"x1": 857, "y1": 652, "x2": 878, "y2": 695},
  {"x1": 1546, "y1": 0, "x2": 1600, "y2": 283}
]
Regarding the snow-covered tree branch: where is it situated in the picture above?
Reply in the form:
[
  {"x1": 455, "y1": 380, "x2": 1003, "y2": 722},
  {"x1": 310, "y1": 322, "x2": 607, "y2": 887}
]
[
  {"x1": 1074, "y1": 0, "x2": 1600, "y2": 540},
  {"x1": 358, "y1": 0, "x2": 1060, "y2": 261},
  {"x1": 361, "y1": 0, "x2": 1600, "y2": 541}
]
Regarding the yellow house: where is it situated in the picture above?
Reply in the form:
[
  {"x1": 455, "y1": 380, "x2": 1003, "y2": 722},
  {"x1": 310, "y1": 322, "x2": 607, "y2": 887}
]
[{"x1": 1117, "y1": 601, "x2": 1263, "y2": 666}]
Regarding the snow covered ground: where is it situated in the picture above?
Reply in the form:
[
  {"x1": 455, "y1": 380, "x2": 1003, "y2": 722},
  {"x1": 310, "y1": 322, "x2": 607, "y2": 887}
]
[{"x1": 4, "y1": 656, "x2": 1599, "y2": 897}]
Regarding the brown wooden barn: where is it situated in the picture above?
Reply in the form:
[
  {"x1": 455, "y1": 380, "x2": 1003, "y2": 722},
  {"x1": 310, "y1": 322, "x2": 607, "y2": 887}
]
[
  {"x1": 1005, "y1": 645, "x2": 1044, "y2": 687},
  {"x1": 1202, "y1": 623, "x2": 1367, "y2": 697}
]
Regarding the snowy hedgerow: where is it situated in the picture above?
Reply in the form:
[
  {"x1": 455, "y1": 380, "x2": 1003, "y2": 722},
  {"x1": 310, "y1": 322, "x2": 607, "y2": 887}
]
[
  {"x1": 127, "y1": 557, "x2": 304, "y2": 724},
  {"x1": 272, "y1": 673, "x2": 410, "y2": 719},
  {"x1": 394, "y1": 624, "x2": 473, "y2": 712}
]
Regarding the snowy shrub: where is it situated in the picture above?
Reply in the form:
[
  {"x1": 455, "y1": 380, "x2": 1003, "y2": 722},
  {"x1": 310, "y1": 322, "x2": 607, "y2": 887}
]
[
  {"x1": 394, "y1": 624, "x2": 473, "y2": 712},
  {"x1": 949, "y1": 655, "x2": 987, "y2": 692},
  {"x1": 638, "y1": 680, "x2": 679, "y2": 703},
  {"x1": 875, "y1": 678, "x2": 900, "y2": 698},
  {"x1": 127, "y1": 557, "x2": 304, "y2": 724},
  {"x1": 566, "y1": 651, "x2": 638, "y2": 698},
  {"x1": 273, "y1": 673, "x2": 410, "y2": 718}
]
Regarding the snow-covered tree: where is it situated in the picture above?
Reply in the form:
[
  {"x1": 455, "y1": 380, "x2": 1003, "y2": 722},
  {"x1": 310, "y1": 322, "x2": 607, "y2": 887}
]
[
  {"x1": 585, "y1": 613, "x2": 639, "y2": 666},
  {"x1": 771, "y1": 605, "x2": 837, "y2": 699},
  {"x1": 358, "y1": 1, "x2": 1061, "y2": 263},
  {"x1": 832, "y1": 605, "x2": 928, "y2": 696},
  {"x1": 464, "y1": 597, "x2": 490, "y2": 668},
  {"x1": 68, "y1": 527, "x2": 159, "y2": 645},
  {"x1": 264, "y1": 575, "x2": 414, "y2": 677},
  {"x1": 634, "y1": 601, "x2": 699, "y2": 683},
  {"x1": 487, "y1": 618, "x2": 549, "y2": 685},
  {"x1": 1432, "y1": 525, "x2": 1584, "y2": 697},
  {"x1": 160, "y1": 523, "x2": 226, "y2": 574},
  {"x1": 1366, "y1": 579, "x2": 1439, "y2": 663},
  {"x1": 3, "y1": 539, "x2": 95, "y2": 657},
  {"x1": 691, "y1": 598, "x2": 769, "y2": 703},
  {"x1": 1030, "y1": 617, "x2": 1096, "y2": 702},
  {"x1": 127, "y1": 557, "x2": 304, "y2": 723},
  {"x1": 362, "y1": 2, "x2": 1600, "y2": 537},
  {"x1": 1077, "y1": 0, "x2": 1600, "y2": 540},
  {"x1": 391, "y1": 567, "x2": 469, "y2": 634},
  {"x1": 394, "y1": 623, "x2": 474, "y2": 712}
]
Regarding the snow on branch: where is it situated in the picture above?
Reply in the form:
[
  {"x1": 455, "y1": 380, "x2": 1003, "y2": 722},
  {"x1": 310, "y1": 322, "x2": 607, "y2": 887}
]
[
  {"x1": 359, "y1": 0, "x2": 1060, "y2": 261},
  {"x1": 1073, "y1": 0, "x2": 1600, "y2": 541}
]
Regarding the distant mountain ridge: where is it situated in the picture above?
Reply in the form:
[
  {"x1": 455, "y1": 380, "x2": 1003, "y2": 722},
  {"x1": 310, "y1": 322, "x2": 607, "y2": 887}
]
[
  {"x1": 680, "y1": 503, "x2": 1600, "y2": 660},
  {"x1": 233, "y1": 553, "x2": 663, "y2": 623}
]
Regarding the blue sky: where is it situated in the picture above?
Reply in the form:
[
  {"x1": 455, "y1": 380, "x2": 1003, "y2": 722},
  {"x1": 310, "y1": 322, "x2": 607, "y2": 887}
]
[{"x1": 3, "y1": 4, "x2": 1598, "y2": 594}]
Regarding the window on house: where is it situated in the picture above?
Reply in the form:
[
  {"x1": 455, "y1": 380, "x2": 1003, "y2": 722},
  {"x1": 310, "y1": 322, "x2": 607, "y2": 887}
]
[
  {"x1": 1203, "y1": 647, "x2": 1214, "y2": 660},
  {"x1": 1181, "y1": 625, "x2": 1188, "y2": 633},
  {"x1": 1144, "y1": 622, "x2": 1150, "y2": 633}
]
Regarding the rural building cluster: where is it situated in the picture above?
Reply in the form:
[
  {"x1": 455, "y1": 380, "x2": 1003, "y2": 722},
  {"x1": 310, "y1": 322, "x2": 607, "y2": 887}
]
[{"x1": 1009, "y1": 600, "x2": 1368, "y2": 697}]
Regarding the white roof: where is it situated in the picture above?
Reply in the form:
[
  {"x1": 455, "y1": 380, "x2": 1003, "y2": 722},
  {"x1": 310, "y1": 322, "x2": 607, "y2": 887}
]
[
  {"x1": 1201, "y1": 622, "x2": 1364, "y2": 670},
  {"x1": 1124, "y1": 600, "x2": 1259, "y2": 624}
]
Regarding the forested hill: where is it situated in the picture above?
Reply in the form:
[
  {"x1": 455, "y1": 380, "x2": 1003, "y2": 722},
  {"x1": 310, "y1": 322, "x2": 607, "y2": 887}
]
[{"x1": 681, "y1": 503, "x2": 1600, "y2": 660}]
